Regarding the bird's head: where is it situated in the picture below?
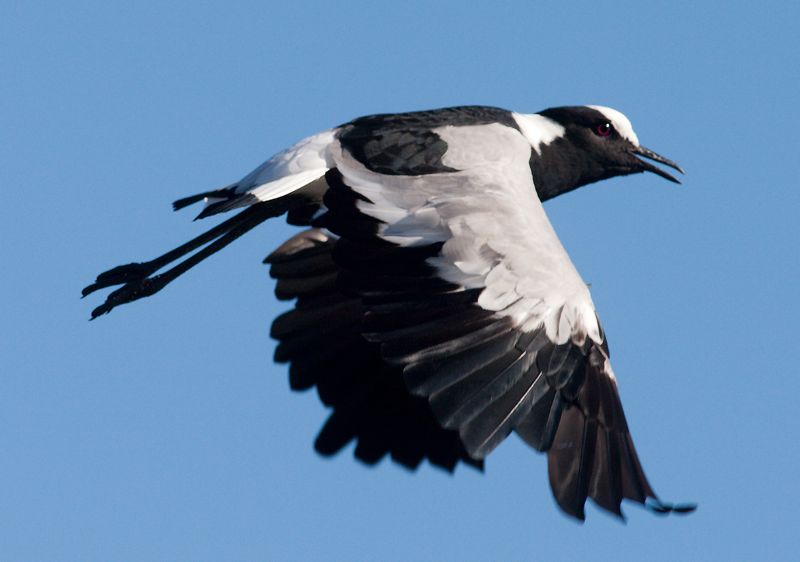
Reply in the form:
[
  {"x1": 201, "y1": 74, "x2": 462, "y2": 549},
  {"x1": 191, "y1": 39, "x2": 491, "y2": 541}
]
[{"x1": 518, "y1": 105, "x2": 684, "y2": 201}]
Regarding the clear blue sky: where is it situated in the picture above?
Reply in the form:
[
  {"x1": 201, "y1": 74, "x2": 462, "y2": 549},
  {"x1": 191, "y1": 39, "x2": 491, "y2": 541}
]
[{"x1": 2, "y1": 1, "x2": 798, "y2": 560}]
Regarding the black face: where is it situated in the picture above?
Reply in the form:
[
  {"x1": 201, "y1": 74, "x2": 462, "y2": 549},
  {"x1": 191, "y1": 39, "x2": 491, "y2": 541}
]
[{"x1": 530, "y1": 106, "x2": 683, "y2": 202}]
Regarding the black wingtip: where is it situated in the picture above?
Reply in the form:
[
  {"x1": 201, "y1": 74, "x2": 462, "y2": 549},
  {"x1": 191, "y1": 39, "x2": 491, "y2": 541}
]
[{"x1": 646, "y1": 498, "x2": 697, "y2": 516}]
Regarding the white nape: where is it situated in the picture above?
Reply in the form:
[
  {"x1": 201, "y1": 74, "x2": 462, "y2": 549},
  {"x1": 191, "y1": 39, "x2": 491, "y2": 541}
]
[{"x1": 512, "y1": 113, "x2": 566, "y2": 155}]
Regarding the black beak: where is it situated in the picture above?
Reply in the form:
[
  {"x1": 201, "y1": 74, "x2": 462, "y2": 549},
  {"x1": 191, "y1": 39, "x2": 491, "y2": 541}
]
[{"x1": 630, "y1": 145, "x2": 685, "y2": 184}]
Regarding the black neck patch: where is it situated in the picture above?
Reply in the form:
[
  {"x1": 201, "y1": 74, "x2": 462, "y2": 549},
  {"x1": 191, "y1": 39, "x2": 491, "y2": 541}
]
[{"x1": 529, "y1": 137, "x2": 620, "y2": 201}]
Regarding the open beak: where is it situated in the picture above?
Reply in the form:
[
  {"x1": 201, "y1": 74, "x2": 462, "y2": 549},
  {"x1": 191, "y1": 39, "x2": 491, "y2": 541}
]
[{"x1": 630, "y1": 145, "x2": 685, "y2": 184}]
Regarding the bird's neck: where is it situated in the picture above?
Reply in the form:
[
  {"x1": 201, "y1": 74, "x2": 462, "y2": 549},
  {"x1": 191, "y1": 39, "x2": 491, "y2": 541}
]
[{"x1": 529, "y1": 139, "x2": 613, "y2": 202}]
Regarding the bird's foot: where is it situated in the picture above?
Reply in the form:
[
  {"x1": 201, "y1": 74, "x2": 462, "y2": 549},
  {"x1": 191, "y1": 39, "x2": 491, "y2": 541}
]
[
  {"x1": 82, "y1": 262, "x2": 157, "y2": 298},
  {"x1": 88, "y1": 274, "x2": 167, "y2": 319}
]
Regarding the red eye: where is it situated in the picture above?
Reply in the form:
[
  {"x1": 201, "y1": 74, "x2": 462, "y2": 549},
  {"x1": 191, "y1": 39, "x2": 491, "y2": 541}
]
[{"x1": 594, "y1": 122, "x2": 612, "y2": 137}]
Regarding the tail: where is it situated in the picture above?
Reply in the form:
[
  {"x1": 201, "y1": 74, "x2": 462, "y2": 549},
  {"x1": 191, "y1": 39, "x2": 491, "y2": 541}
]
[
  {"x1": 83, "y1": 192, "x2": 312, "y2": 319},
  {"x1": 172, "y1": 186, "x2": 262, "y2": 219},
  {"x1": 172, "y1": 186, "x2": 233, "y2": 212}
]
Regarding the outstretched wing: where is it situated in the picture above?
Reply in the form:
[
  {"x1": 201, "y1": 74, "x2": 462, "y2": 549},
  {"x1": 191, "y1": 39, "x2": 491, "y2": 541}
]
[{"x1": 311, "y1": 118, "x2": 660, "y2": 519}]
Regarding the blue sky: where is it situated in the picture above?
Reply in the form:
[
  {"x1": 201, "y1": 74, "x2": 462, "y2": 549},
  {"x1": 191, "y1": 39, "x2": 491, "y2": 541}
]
[{"x1": 2, "y1": 1, "x2": 798, "y2": 560}]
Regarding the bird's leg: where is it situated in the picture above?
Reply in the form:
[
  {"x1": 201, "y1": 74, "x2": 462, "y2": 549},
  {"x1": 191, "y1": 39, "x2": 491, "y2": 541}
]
[
  {"x1": 84, "y1": 202, "x2": 293, "y2": 318},
  {"x1": 82, "y1": 206, "x2": 267, "y2": 298}
]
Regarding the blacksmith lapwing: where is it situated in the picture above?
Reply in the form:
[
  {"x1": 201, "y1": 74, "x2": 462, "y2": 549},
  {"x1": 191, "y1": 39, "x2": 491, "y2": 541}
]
[{"x1": 84, "y1": 105, "x2": 696, "y2": 520}]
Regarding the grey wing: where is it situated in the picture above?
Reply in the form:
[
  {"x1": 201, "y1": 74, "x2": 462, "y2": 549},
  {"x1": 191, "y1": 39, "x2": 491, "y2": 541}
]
[{"x1": 315, "y1": 121, "x2": 662, "y2": 519}]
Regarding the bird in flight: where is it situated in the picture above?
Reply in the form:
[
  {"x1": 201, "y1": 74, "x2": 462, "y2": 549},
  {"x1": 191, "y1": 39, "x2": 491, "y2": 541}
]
[{"x1": 84, "y1": 104, "x2": 696, "y2": 521}]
